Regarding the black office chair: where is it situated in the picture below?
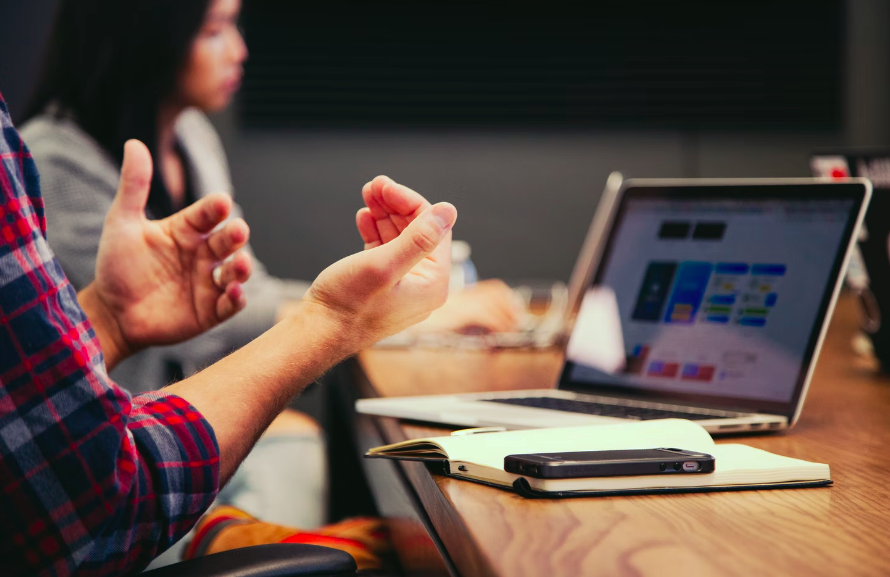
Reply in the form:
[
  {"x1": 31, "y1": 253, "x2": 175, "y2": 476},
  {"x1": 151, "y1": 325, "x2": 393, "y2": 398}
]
[{"x1": 140, "y1": 544, "x2": 357, "y2": 577}]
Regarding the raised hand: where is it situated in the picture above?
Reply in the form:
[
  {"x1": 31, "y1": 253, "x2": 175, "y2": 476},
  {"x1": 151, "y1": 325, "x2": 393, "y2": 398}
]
[
  {"x1": 165, "y1": 177, "x2": 454, "y2": 481},
  {"x1": 358, "y1": 176, "x2": 520, "y2": 335},
  {"x1": 84, "y1": 140, "x2": 252, "y2": 363},
  {"x1": 302, "y1": 175, "x2": 456, "y2": 351}
]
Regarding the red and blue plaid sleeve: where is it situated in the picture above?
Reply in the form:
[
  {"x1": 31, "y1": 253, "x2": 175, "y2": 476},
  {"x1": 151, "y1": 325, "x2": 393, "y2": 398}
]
[{"x1": 0, "y1": 95, "x2": 220, "y2": 576}]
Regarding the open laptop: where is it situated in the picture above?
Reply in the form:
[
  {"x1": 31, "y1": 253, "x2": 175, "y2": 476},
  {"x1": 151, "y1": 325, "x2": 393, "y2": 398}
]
[{"x1": 357, "y1": 178, "x2": 872, "y2": 434}]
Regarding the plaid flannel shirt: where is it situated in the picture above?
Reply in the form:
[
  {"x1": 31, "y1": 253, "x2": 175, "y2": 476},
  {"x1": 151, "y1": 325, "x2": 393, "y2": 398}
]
[{"x1": 0, "y1": 94, "x2": 220, "y2": 576}]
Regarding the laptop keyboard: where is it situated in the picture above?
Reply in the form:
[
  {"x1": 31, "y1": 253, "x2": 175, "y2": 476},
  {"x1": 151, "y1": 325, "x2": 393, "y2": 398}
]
[{"x1": 483, "y1": 397, "x2": 736, "y2": 421}]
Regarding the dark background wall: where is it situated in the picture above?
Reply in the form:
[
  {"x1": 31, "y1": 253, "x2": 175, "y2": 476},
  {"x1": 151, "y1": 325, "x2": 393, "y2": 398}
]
[
  {"x1": 1, "y1": 0, "x2": 888, "y2": 284},
  {"x1": 0, "y1": 0, "x2": 57, "y2": 120}
]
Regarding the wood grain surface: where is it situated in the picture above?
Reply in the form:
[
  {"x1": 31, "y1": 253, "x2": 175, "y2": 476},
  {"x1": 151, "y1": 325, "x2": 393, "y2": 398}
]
[{"x1": 358, "y1": 295, "x2": 890, "y2": 577}]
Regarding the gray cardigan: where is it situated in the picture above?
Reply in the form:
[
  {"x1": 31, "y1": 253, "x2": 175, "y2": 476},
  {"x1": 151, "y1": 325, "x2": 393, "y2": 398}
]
[{"x1": 21, "y1": 109, "x2": 310, "y2": 393}]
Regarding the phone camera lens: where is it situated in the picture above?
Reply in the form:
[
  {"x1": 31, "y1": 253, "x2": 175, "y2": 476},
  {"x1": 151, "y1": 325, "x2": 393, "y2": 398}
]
[
  {"x1": 659, "y1": 463, "x2": 667, "y2": 471},
  {"x1": 673, "y1": 462, "x2": 682, "y2": 471}
]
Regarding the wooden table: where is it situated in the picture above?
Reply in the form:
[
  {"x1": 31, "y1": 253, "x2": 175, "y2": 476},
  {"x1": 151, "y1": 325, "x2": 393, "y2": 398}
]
[{"x1": 352, "y1": 295, "x2": 890, "y2": 577}]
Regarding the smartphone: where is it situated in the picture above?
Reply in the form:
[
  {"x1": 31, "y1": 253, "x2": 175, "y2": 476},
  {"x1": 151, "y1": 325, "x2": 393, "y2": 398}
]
[{"x1": 504, "y1": 448, "x2": 715, "y2": 479}]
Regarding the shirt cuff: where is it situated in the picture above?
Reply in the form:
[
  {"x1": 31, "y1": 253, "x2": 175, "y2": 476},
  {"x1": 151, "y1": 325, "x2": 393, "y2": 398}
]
[{"x1": 128, "y1": 391, "x2": 221, "y2": 547}]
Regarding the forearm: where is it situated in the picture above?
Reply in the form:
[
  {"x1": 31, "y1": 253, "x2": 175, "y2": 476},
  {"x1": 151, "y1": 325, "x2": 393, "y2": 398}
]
[
  {"x1": 78, "y1": 283, "x2": 132, "y2": 371},
  {"x1": 165, "y1": 301, "x2": 354, "y2": 482}
]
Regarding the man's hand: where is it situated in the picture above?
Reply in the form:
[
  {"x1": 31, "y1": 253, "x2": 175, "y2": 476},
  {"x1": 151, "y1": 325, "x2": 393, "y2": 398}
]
[
  {"x1": 80, "y1": 140, "x2": 252, "y2": 368},
  {"x1": 167, "y1": 175, "x2": 455, "y2": 479},
  {"x1": 302, "y1": 175, "x2": 457, "y2": 353}
]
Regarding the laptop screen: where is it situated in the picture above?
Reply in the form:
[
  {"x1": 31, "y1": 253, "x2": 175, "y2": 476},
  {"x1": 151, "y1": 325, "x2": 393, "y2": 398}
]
[{"x1": 561, "y1": 183, "x2": 867, "y2": 415}]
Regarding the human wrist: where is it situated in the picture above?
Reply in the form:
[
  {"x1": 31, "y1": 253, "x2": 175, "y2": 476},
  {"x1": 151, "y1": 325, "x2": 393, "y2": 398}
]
[
  {"x1": 288, "y1": 299, "x2": 365, "y2": 361},
  {"x1": 77, "y1": 284, "x2": 133, "y2": 370},
  {"x1": 274, "y1": 299, "x2": 304, "y2": 323}
]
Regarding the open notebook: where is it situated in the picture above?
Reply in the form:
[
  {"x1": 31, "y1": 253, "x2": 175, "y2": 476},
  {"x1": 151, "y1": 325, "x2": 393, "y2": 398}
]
[{"x1": 366, "y1": 420, "x2": 831, "y2": 498}]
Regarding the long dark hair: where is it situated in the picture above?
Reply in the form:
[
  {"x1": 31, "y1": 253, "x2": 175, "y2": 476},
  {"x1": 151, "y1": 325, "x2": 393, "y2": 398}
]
[{"x1": 23, "y1": 0, "x2": 212, "y2": 216}]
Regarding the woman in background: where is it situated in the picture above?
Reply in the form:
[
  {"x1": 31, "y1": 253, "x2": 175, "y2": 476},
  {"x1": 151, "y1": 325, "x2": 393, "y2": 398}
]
[
  {"x1": 21, "y1": 0, "x2": 519, "y2": 550},
  {"x1": 23, "y1": 0, "x2": 519, "y2": 390}
]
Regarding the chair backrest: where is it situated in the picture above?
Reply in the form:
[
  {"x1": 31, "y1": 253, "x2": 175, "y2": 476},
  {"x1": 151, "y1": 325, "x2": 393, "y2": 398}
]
[{"x1": 140, "y1": 543, "x2": 357, "y2": 577}]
